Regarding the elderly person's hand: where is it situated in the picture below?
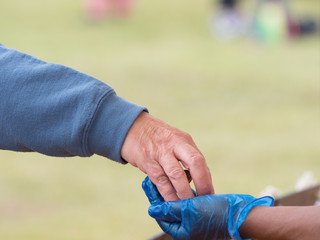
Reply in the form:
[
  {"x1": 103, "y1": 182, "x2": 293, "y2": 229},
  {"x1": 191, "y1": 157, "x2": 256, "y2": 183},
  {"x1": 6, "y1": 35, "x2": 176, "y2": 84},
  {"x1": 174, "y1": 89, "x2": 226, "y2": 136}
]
[{"x1": 121, "y1": 112, "x2": 214, "y2": 201}]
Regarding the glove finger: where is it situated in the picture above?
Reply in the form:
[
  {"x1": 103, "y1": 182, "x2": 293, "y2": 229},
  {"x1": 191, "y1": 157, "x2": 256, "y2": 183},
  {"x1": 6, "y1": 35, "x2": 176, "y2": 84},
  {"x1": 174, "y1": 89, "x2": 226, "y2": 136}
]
[
  {"x1": 148, "y1": 201, "x2": 182, "y2": 222},
  {"x1": 142, "y1": 176, "x2": 164, "y2": 204},
  {"x1": 157, "y1": 220, "x2": 185, "y2": 240}
]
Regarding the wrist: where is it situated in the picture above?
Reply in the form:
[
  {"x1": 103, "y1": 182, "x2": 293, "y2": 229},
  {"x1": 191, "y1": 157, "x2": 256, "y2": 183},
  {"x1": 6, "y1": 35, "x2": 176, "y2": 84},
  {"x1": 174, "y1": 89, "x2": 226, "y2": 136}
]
[
  {"x1": 229, "y1": 196, "x2": 274, "y2": 240},
  {"x1": 239, "y1": 206, "x2": 266, "y2": 239},
  {"x1": 121, "y1": 111, "x2": 149, "y2": 165},
  {"x1": 88, "y1": 92, "x2": 147, "y2": 163}
]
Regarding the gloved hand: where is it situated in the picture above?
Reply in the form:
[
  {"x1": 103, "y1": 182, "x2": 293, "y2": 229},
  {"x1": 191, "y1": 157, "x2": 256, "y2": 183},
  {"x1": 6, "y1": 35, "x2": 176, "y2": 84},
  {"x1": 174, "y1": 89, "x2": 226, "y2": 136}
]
[{"x1": 142, "y1": 176, "x2": 273, "y2": 240}]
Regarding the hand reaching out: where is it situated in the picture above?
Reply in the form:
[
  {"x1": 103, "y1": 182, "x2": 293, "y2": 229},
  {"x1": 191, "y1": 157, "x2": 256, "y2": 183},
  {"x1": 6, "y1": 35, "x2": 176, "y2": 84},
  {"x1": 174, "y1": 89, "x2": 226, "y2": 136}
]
[{"x1": 121, "y1": 112, "x2": 214, "y2": 201}]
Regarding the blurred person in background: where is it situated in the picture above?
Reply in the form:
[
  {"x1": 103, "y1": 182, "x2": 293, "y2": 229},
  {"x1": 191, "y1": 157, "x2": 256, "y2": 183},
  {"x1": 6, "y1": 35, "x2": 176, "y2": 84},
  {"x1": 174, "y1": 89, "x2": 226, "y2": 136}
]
[
  {"x1": 210, "y1": 0, "x2": 319, "y2": 43},
  {"x1": 0, "y1": 43, "x2": 215, "y2": 202},
  {"x1": 209, "y1": 0, "x2": 247, "y2": 40},
  {"x1": 84, "y1": 0, "x2": 133, "y2": 21},
  {"x1": 252, "y1": 0, "x2": 319, "y2": 43}
]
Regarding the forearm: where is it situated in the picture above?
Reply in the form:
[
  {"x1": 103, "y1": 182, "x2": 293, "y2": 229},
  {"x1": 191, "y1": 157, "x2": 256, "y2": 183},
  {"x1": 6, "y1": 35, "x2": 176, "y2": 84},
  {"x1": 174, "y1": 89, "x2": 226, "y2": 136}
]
[
  {"x1": 239, "y1": 206, "x2": 320, "y2": 240},
  {"x1": 0, "y1": 43, "x2": 146, "y2": 161}
]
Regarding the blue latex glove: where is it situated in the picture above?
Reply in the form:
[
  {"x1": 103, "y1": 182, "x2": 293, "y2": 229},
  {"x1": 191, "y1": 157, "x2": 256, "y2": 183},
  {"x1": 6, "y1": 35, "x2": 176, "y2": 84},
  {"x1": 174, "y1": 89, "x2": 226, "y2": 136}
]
[{"x1": 142, "y1": 176, "x2": 273, "y2": 240}]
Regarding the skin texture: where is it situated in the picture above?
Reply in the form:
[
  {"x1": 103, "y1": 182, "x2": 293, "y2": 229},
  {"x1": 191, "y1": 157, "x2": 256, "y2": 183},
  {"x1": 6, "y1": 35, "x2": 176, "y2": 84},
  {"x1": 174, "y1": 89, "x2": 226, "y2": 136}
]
[
  {"x1": 121, "y1": 112, "x2": 214, "y2": 201},
  {"x1": 239, "y1": 206, "x2": 320, "y2": 240}
]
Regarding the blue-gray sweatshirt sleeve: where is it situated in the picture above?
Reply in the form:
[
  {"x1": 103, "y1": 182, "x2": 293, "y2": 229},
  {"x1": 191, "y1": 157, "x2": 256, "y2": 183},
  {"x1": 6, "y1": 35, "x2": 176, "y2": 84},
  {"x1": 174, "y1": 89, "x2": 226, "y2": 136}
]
[{"x1": 0, "y1": 43, "x2": 147, "y2": 163}]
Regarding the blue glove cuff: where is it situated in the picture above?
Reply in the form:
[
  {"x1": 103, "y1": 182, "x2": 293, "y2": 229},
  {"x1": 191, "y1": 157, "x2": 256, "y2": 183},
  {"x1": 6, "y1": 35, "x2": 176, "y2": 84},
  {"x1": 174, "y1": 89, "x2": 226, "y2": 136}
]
[{"x1": 229, "y1": 196, "x2": 274, "y2": 240}]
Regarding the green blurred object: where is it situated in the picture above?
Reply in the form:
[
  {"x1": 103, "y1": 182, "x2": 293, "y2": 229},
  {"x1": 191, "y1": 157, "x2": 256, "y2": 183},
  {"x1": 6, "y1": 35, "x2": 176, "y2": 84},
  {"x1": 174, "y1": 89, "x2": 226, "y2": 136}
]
[
  {"x1": 0, "y1": 0, "x2": 319, "y2": 239},
  {"x1": 255, "y1": 1, "x2": 288, "y2": 43},
  {"x1": 252, "y1": 0, "x2": 319, "y2": 43}
]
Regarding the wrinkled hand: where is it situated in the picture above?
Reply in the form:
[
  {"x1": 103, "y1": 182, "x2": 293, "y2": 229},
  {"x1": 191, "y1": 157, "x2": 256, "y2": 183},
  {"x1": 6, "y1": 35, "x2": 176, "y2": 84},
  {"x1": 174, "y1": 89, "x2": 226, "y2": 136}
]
[
  {"x1": 142, "y1": 176, "x2": 274, "y2": 240},
  {"x1": 121, "y1": 112, "x2": 214, "y2": 201}
]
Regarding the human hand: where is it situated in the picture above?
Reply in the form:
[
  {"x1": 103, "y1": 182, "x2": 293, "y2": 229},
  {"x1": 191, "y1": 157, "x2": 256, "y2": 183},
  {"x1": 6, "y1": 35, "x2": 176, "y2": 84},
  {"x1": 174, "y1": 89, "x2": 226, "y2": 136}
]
[
  {"x1": 121, "y1": 112, "x2": 214, "y2": 201},
  {"x1": 142, "y1": 176, "x2": 274, "y2": 240}
]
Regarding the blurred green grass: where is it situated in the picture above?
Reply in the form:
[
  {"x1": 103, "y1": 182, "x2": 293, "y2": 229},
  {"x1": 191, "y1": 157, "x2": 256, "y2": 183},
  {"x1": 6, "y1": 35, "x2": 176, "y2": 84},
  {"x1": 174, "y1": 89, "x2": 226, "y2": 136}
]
[{"x1": 0, "y1": 0, "x2": 319, "y2": 239}]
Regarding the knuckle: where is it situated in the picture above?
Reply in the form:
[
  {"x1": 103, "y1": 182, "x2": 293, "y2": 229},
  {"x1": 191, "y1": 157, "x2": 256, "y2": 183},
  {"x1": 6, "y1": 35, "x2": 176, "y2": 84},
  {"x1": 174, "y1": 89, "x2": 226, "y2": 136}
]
[
  {"x1": 163, "y1": 129, "x2": 175, "y2": 142},
  {"x1": 182, "y1": 131, "x2": 192, "y2": 141},
  {"x1": 156, "y1": 175, "x2": 170, "y2": 185},
  {"x1": 167, "y1": 167, "x2": 185, "y2": 180},
  {"x1": 190, "y1": 154, "x2": 205, "y2": 167},
  {"x1": 175, "y1": 130, "x2": 192, "y2": 142}
]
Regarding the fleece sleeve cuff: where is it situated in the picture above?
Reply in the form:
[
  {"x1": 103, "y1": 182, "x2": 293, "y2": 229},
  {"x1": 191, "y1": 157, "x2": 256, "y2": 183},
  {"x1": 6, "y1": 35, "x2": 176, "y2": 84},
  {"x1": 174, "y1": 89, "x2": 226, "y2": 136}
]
[{"x1": 88, "y1": 90, "x2": 148, "y2": 164}]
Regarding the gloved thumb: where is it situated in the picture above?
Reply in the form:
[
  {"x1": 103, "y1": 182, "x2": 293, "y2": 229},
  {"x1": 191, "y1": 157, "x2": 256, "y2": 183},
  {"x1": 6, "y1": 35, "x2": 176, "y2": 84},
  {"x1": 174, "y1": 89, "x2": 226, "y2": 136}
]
[
  {"x1": 142, "y1": 176, "x2": 164, "y2": 204},
  {"x1": 149, "y1": 201, "x2": 183, "y2": 222}
]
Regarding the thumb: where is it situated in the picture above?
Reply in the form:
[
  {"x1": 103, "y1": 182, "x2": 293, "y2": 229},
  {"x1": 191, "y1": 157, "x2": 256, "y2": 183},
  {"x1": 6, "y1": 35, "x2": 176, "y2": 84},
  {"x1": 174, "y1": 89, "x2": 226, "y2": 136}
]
[
  {"x1": 142, "y1": 176, "x2": 164, "y2": 204},
  {"x1": 148, "y1": 201, "x2": 183, "y2": 222}
]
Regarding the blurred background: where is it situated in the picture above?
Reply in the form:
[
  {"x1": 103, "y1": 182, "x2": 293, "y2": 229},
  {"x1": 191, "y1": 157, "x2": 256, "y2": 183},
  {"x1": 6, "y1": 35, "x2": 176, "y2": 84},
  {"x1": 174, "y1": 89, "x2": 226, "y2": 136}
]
[{"x1": 0, "y1": 0, "x2": 319, "y2": 239}]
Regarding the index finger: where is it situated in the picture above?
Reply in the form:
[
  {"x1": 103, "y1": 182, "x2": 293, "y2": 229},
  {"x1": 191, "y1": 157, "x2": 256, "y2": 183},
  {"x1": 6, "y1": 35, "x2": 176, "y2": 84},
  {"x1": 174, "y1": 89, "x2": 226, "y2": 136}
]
[
  {"x1": 174, "y1": 143, "x2": 215, "y2": 196},
  {"x1": 159, "y1": 154, "x2": 195, "y2": 200}
]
